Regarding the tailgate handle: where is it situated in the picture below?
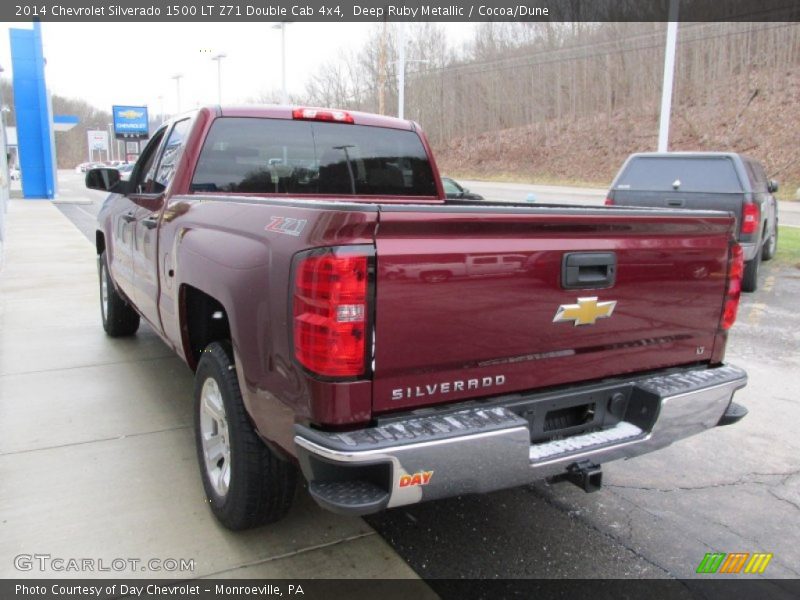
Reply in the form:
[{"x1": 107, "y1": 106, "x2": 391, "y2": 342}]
[
  {"x1": 667, "y1": 199, "x2": 685, "y2": 207},
  {"x1": 562, "y1": 253, "x2": 616, "y2": 289}
]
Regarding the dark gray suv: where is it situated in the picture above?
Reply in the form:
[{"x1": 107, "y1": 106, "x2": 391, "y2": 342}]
[{"x1": 606, "y1": 152, "x2": 779, "y2": 292}]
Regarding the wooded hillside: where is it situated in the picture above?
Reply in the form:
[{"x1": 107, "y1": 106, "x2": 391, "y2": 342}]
[{"x1": 305, "y1": 21, "x2": 800, "y2": 190}]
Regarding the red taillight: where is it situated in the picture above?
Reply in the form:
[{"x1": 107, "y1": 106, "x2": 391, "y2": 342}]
[
  {"x1": 741, "y1": 202, "x2": 759, "y2": 235},
  {"x1": 293, "y1": 249, "x2": 369, "y2": 377},
  {"x1": 292, "y1": 107, "x2": 354, "y2": 124},
  {"x1": 604, "y1": 197, "x2": 614, "y2": 206},
  {"x1": 721, "y1": 243, "x2": 744, "y2": 330}
]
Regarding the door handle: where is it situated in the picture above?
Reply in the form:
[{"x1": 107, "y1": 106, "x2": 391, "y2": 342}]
[
  {"x1": 141, "y1": 218, "x2": 158, "y2": 230},
  {"x1": 562, "y1": 252, "x2": 617, "y2": 289},
  {"x1": 121, "y1": 213, "x2": 136, "y2": 223}
]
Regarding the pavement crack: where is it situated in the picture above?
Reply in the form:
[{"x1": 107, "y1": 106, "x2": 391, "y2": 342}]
[
  {"x1": 195, "y1": 531, "x2": 377, "y2": 578},
  {"x1": 0, "y1": 353, "x2": 180, "y2": 378},
  {"x1": 767, "y1": 488, "x2": 800, "y2": 513},
  {"x1": 606, "y1": 469, "x2": 800, "y2": 493},
  {"x1": 0, "y1": 425, "x2": 192, "y2": 457},
  {"x1": 609, "y1": 487, "x2": 800, "y2": 579},
  {"x1": 526, "y1": 485, "x2": 674, "y2": 578}
]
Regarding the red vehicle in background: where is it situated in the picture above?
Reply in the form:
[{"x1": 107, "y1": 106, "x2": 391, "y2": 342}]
[{"x1": 85, "y1": 106, "x2": 748, "y2": 530}]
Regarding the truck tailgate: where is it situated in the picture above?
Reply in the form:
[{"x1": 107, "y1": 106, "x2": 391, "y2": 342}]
[{"x1": 372, "y1": 206, "x2": 734, "y2": 413}]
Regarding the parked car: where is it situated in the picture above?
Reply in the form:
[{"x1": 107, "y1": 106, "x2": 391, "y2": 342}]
[
  {"x1": 76, "y1": 161, "x2": 106, "y2": 173},
  {"x1": 85, "y1": 106, "x2": 748, "y2": 530},
  {"x1": 116, "y1": 163, "x2": 134, "y2": 181},
  {"x1": 442, "y1": 176, "x2": 484, "y2": 200},
  {"x1": 399, "y1": 253, "x2": 527, "y2": 283},
  {"x1": 606, "y1": 152, "x2": 779, "y2": 292}
]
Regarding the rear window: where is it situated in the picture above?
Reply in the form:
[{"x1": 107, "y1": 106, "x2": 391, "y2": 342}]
[
  {"x1": 615, "y1": 157, "x2": 743, "y2": 193},
  {"x1": 191, "y1": 117, "x2": 437, "y2": 197}
]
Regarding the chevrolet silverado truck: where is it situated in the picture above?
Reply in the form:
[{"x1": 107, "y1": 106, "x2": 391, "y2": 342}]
[
  {"x1": 606, "y1": 152, "x2": 779, "y2": 292},
  {"x1": 86, "y1": 106, "x2": 748, "y2": 530}
]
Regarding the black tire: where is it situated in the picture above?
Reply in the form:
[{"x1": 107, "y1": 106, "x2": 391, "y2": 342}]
[
  {"x1": 194, "y1": 341, "x2": 296, "y2": 530},
  {"x1": 98, "y1": 251, "x2": 140, "y2": 337},
  {"x1": 761, "y1": 224, "x2": 778, "y2": 261},
  {"x1": 742, "y1": 247, "x2": 761, "y2": 293}
]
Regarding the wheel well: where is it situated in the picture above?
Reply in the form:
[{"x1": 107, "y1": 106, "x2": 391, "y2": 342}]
[
  {"x1": 181, "y1": 285, "x2": 231, "y2": 370},
  {"x1": 96, "y1": 231, "x2": 105, "y2": 256}
]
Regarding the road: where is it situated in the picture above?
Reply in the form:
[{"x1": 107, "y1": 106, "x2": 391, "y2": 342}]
[
  {"x1": 49, "y1": 170, "x2": 800, "y2": 592},
  {"x1": 461, "y1": 178, "x2": 800, "y2": 228}
]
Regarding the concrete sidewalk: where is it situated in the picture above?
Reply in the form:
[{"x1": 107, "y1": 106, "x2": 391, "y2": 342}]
[{"x1": 0, "y1": 199, "x2": 425, "y2": 583}]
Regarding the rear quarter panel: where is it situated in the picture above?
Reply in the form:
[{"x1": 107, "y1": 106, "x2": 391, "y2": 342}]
[{"x1": 160, "y1": 197, "x2": 379, "y2": 453}]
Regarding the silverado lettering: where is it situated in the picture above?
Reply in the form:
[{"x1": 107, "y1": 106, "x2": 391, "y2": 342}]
[
  {"x1": 87, "y1": 105, "x2": 748, "y2": 530},
  {"x1": 391, "y1": 375, "x2": 506, "y2": 401}
]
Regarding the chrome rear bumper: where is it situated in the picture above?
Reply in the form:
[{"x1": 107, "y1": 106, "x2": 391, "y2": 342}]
[{"x1": 295, "y1": 364, "x2": 747, "y2": 515}]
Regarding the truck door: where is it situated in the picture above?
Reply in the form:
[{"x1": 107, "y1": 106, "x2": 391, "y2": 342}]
[
  {"x1": 116, "y1": 125, "x2": 165, "y2": 332},
  {"x1": 108, "y1": 196, "x2": 137, "y2": 300},
  {"x1": 131, "y1": 119, "x2": 191, "y2": 332},
  {"x1": 110, "y1": 129, "x2": 166, "y2": 299}
]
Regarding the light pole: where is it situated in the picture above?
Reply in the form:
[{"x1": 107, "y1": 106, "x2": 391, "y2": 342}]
[
  {"x1": 171, "y1": 74, "x2": 183, "y2": 114},
  {"x1": 211, "y1": 53, "x2": 227, "y2": 105},
  {"x1": 395, "y1": 24, "x2": 429, "y2": 120},
  {"x1": 107, "y1": 123, "x2": 115, "y2": 161},
  {"x1": 272, "y1": 22, "x2": 292, "y2": 104},
  {"x1": 657, "y1": 0, "x2": 679, "y2": 152}
]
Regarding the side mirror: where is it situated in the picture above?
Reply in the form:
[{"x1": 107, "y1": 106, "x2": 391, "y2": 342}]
[
  {"x1": 85, "y1": 168, "x2": 123, "y2": 192},
  {"x1": 768, "y1": 180, "x2": 779, "y2": 194},
  {"x1": 130, "y1": 194, "x2": 164, "y2": 212}
]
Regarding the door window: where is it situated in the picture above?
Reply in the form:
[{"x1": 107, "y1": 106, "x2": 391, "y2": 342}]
[
  {"x1": 153, "y1": 119, "x2": 191, "y2": 193},
  {"x1": 130, "y1": 127, "x2": 167, "y2": 193}
]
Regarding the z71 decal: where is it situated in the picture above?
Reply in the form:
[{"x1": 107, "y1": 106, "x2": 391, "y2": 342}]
[{"x1": 265, "y1": 216, "x2": 307, "y2": 237}]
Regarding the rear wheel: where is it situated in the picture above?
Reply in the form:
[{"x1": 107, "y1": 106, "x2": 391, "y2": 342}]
[
  {"x1": 98, "y1": 251, "x2": 140, "y2": 337},
  {"x1": 194, "y1": 341, "x2": 296, "y2": 530},
  {"x1": 761, "y1": 225, "x2": 778, "y2": 261},
  {"x1": 742, "y1": 246, "x2": 761, "y2": 293}
]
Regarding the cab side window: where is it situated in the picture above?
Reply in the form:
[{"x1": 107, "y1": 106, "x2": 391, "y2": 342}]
[
  {"x1": 754, "y1": 163, "x2": 769, "y2": 193},
  {"x1": 131, "y1": 127, "x2": 167, "y2": 193},
  {"x1": 153, "y1": 119, "x2": 191, "y2": 193},
  {"x1": 745, "y1": 160, "x2": 766, "y2": 193}
]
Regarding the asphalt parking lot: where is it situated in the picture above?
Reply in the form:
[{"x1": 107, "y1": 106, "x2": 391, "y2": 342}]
[{"x1": 4, "y1": 171, "x2": 798, "y2": 593}]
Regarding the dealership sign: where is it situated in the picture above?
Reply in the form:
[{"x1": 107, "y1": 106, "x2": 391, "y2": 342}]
[
  {"x1": 112, "y1": 105, "x2": 149, "y2": 140},
  {"x1": 87, "y1": 130, "x2": 108, "y2": 151}
]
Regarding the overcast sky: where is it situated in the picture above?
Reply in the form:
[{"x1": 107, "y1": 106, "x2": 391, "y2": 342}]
[{"x1": 0, "y1": 22, "x2": 477, "y2": 116}]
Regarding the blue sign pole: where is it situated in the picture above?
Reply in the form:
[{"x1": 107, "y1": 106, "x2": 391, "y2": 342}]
[{"x1": 10, "y1": 22, "x2": 57, "y2": 199}]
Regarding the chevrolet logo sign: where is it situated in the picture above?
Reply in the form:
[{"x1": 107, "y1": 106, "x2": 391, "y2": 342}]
[
  {"x1": 553, "y1": 297, "x2": 617, "y2": 326},
  {"x1": 118, "y1": 110, "x2": 143, "y2": 119}
]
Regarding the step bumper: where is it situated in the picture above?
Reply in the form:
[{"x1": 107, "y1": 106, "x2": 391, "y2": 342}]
[{"x1": 294, "y1": 364, "x2": 747, "y2": 515}]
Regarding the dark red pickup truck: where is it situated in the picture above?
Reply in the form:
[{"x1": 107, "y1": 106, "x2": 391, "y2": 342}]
[{"x1": 86, "y1": 106, "x2": 748, "y2": 530}]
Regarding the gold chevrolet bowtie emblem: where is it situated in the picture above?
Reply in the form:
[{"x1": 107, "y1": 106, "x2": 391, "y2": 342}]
[{"x1": 553, "y1": 297, "x2": 617, "y2": 326}]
